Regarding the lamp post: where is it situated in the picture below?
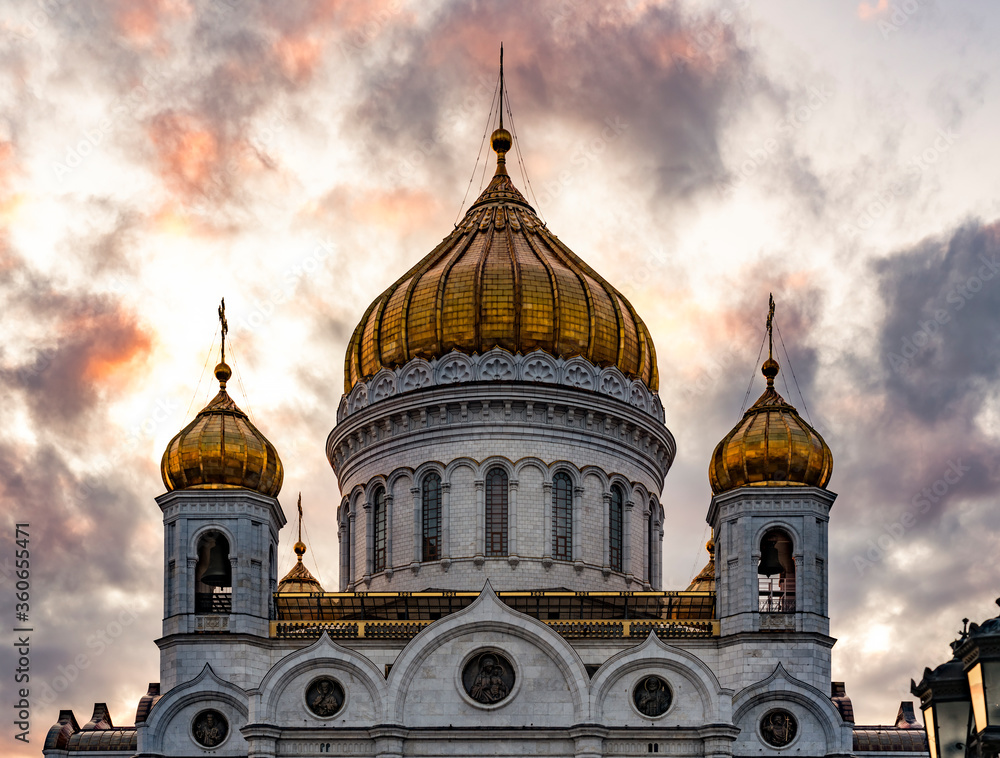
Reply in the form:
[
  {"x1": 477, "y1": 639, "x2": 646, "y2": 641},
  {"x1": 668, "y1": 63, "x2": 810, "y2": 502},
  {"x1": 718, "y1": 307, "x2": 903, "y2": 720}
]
[
  {"x1": 956, "y1": 600, "x2": 1000, "y2": 758},
  {"x1": 915, "y1": 599, "x2": 1000, "y2": 758},
  {"x1": 912, "y1": 638, "x2": 971, "y2": 758}
]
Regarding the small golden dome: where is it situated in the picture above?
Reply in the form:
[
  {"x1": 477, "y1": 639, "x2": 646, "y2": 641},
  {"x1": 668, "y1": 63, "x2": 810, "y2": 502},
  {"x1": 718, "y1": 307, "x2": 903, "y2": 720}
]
[
  {"x1": 160, "y1": 369, "x2": 283, "y2": 497},
  {"x1": 344, "y1": 128, "x2": 659, "y2": 392},
  {"x1": 686, "y1": 538, "x2": 715, "y2": 592},
  {"x1": 277, "y1": 539, "x2": 324, "y2": 593},
  {"x1": 709, "y1": 358, "x2": 832, "y2": 495}
]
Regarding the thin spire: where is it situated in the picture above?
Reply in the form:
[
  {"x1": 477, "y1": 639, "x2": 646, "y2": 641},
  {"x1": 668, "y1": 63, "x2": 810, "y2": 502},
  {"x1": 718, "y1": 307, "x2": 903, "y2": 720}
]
[
  {"x1": 218, "y1": 297, "x2": 228, "y2": 365},
  {"x1": 214, "y1": 297, "x2": 232, "y2": 390},
  {"x1": 762, "y1": 293, "x2": 779, "y2": 388},
  {"x1": 766, "y1": 293, "x2": 774, "y2": 362},
  {"x1": 297, "y1": 492, "x2": 303, "y2": 543},
  {"x1": 499, "y1": 43, "x2": 504, "y2": 130},
  {"x1": 293, "y1": 493, "x2": 307, "y2": 564}
]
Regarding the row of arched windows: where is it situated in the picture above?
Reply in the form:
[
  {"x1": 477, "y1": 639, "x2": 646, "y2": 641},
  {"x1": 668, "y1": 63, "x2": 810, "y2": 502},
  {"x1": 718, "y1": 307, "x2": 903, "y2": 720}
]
[{"x1": 346, "y1": 472, "x2": 654, "y2": 586}]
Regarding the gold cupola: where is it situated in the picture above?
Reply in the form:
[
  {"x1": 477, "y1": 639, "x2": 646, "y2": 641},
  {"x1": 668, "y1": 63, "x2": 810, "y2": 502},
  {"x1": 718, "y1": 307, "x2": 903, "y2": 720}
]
[
  {"x1": 708, "y1": 297, "x2": 833, "y2": 495},
  {"x1": 277, "y1": 494, "x2": 324, "y2": 592},
  {"x1": 160, "y1": 300, "x2": 283, "y2": 498},
  {"x1": 344, "y1": 52, "x2": 657, "y2": 393}
]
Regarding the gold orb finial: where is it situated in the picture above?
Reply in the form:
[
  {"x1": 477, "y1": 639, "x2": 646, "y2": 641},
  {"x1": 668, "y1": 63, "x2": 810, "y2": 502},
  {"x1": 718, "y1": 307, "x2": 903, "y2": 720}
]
[
  {"x1": 293, "y1": 541, "x2": 307, "y2": 560},
  {"x1": 491, "y1": 126, "x2": 512, "y2": 158},
  {"x1": 215, "y1": 361, "x2": 232, "y2": 388},
  {"x1": 761, "y1": 356, "x2": 779, "y2": 385}
]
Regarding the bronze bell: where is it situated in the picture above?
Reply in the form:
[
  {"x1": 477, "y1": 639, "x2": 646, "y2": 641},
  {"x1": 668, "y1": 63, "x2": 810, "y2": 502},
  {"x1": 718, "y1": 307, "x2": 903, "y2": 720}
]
[
  {"x1": 200, "y1": 544, "x2": 232, "y2": 588},
  {"x1": 758, "y1": 538, "x2": 784, "y2": 577}
]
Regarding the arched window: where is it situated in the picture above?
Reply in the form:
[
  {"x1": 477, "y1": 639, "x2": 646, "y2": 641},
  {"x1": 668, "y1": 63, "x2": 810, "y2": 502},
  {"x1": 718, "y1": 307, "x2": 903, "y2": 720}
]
[
  {"x1": 609, "y1": 485, "x2": 624, "y2": 572},
  {"x1": 373, "y1": 488, "x2": 387, "y2": 573},
  {"x1": 552, "y1": 472, "x2": 573, "y2": 560},
  {"x1": 485, "y1": 468, "x2": 508, "y2": 557},
  {"x1": 758, "y1": 528, "x2": 795, "y2": 612},
  {"x1": 194, "y1": 531, "x2": 231, "y2": 614},
  {"x1": 422, "y1": 473, "x2": 442, "y2": 561}
]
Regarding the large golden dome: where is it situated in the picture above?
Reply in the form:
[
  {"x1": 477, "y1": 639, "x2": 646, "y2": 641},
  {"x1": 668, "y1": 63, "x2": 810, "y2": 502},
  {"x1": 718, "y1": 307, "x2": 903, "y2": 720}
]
[
  {"x1": 344, "y1": 130, "x2": 658, "y2": 393},
  {"x1": 161, "y1": 362, "x2": 283, "y2": 497},
  {"x1": 709, "y1": 356, "x2": 832, "y2": 495}
]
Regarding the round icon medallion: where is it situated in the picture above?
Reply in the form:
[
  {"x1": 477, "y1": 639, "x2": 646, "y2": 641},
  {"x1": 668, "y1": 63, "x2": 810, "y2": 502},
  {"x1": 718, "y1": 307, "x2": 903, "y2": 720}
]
[
  {"x1": 306, "y1": 677, "x2": 345, "y2": 718},
  {"x1": 632, "y1": 675, "x2": 672, "y2": 717},
  {"x1": 191, "y1": 709, "x2": 228, "y2": 748},
  {"x1": 760, "y1": 708, "x2": 798, "y2": 748},
  {"x1": 461, "y1": 651, "x2": 515, "y2": 705}
]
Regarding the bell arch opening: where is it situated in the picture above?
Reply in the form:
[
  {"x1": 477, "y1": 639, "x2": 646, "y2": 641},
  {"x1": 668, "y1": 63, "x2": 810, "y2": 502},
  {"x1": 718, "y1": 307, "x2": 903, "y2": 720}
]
[
  {"x1": 194, "y1": 531, "x2": 232, "y2": 614},
  {"x1": 758, "y1": 528, "x2": 795, "y2": 613}
]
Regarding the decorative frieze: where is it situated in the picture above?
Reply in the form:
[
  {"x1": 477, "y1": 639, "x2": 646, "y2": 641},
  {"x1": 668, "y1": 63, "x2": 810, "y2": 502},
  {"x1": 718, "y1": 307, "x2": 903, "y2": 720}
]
[{"x1": 337, "y1": 349, "x2": 664, "y2": 423}]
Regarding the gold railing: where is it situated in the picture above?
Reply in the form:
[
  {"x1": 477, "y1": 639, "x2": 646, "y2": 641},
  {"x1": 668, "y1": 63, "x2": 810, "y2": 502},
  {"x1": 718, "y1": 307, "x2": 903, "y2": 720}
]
[{"x1": 270, "y1": 617, "x2": 719, "y2": 640}]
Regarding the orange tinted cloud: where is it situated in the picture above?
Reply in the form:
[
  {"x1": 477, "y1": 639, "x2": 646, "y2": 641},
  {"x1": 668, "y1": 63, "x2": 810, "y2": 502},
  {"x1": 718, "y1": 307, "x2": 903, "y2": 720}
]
[
  {"x1": 62, "y1": 306, "x2": 153, "y2": 389},
  {"x1": 351, "y1": 188, "x2": 439, "y2": 229},
  {"x1": 114, "y1": 0, "x2": 191, "y2": 45},
  {"x1": 858, "y1": 0, "x2": 889, "y2": 20},
  {"x1": 147, "y1": 111, "x2": 220, "y2": 198},
  {"x1": 273, "y1": 35, "x2": 324, "y2": 84}
]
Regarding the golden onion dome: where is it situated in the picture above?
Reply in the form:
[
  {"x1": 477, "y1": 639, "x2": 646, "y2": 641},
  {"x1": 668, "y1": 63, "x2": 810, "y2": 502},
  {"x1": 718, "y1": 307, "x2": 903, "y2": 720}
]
[
  {"x1": 160, "y1": 361, "x2": 283, "y2": 497},
  {"x1": 343, "y1": 126, "x2": 659, "y2": 393},
  {"x1": 685, "y1": 538, "x2": 716, "y2": 592},
  {"x1": 709, "y1": 356, "x2": 832, "y2": 495}
]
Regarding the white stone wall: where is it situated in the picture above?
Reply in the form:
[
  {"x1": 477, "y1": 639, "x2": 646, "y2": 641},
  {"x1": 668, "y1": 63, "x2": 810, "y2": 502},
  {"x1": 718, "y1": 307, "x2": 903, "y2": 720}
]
[
  {"x1": 141, "y1": 587, "x2": 854, "y2": 758},
  {"x1": 329, "y1": 379, "x2": 675, "y2": 592}
]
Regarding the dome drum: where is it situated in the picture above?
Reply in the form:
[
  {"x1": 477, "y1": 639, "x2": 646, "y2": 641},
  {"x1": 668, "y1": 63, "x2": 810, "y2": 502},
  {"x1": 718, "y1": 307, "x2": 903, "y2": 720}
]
[{"x1": 337, "y1": 348, "x2": 664, "y2": 423}]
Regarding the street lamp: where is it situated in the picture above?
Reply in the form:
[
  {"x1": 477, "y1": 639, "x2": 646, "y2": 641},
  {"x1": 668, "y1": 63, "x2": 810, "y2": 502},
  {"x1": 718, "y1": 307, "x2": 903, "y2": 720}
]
[
  {"x1": 912, "y1": 638, "x2": 971, "y2": 758},
  {"x1": 956, "y1": 600, "x2": 1000, "y2": 758}
]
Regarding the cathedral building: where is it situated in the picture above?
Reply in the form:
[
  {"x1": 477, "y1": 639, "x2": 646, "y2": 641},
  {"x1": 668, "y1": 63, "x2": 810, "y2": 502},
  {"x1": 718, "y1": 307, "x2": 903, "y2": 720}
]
[{"x1": 45, "y1": 78, "x2": 929, "y2": 758}]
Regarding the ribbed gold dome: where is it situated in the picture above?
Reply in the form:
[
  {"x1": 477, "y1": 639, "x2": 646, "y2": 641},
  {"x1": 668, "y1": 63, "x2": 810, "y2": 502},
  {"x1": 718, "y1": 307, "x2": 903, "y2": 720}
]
[
  {"x1": 277, "y1": 542, "x2": 324, "y2": 593},
  {"x1": 161, "y1": 362, "x2": 283, "y2": 497},
  {"x1": 709, "y1": 358, "x2": 832, "y2": 495},
  {"x1": 344, "y1": 139, "x2": 658, "y2": 392}
]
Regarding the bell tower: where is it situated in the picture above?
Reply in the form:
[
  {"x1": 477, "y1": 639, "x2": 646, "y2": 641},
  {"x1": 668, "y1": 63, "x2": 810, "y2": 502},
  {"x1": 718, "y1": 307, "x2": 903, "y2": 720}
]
[
  {"x1": 156, "y1": 300, "x2": 285, "y2": 660},
  {"x1": 704, "y1": 297, "x2": 836, "y2": 692}
]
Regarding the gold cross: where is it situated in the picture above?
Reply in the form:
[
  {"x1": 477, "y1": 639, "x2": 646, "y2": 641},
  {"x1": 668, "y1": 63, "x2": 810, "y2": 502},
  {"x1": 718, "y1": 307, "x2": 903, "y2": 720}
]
[{"x1": 218, "y1": 298, "x2": 228, "y2": 363}]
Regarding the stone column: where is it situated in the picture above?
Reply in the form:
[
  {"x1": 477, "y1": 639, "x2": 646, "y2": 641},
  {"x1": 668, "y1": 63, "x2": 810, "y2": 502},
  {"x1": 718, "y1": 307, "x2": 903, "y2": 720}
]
[
  {"x1": 348, "y1": 510, "x2": 356, "y2": 590},
  {"x1": 363, "y1": 497, "x2": 373, "y2": 585},
  {"x1": 573, "y1": 485, "x2": 585, "y2": 571},
  {"x1": 601, "y1": 492, "x2": 611, "y2": 576},
  {"x1": 441, "y1": 481, "x2": 451, "y2": 570},
  {"x1": 474, "y1": 478, "x2": 485, "y2": 565},
  {"x1": 241, "y1": 724, "x2": 280, "y2": 758},
  {"x1": 508, "y1": 478, "x2": 519, "y2": 567},
  {"x1": 385, "y1": 492, "x2": 394, "y2": 579},
  {"x1": 624, "y1": 497, "x2": 634, "y2": 584},
  {"x1": 410, "y1": 485, "x2": 421, "y2": 571},
  {"x1": 542, "y1": 480, "x2": 553, "y2": 566}
]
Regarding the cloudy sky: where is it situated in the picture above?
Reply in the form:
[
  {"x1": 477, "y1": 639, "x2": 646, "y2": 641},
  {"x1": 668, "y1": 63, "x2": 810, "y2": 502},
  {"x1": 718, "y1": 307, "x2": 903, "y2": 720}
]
[{"x1": 2, "y1": 0, "x2": 1000, "y2": 752}]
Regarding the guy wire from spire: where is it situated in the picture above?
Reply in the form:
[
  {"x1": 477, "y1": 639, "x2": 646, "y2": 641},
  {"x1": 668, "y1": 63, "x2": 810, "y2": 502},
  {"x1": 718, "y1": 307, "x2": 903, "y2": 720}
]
[
  {"x1": 225, "y1": 335, "x2": 256, "y2": 424},
  {"x1": 501, "y1": 72, "x2": 545, "y2": 223},
  {"x1": 454, "y1": 65, "x2": 501, "y2": 225},
  {"x1": 186, "y1": 326, "x2": 218, "y2": 418},
  {"x1": 739, "y1": 331, "x2": 767, "y2": 415},
  {"x1": 775, "y1": 323, "x2": 814, "y2": 425},
  {"x1": 300, "y1": 498, "x2": 323, "y2": 586}
]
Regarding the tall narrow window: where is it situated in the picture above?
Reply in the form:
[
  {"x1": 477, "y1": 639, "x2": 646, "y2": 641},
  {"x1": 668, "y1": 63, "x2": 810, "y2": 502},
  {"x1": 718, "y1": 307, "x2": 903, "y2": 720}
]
[
  {"x1": 422, "y1": 473, "x2": 442, "y2": 561},
  {"x1": 758, "y1": 528, "x2": 795, "y2": 612},
  {"x1": 485, "y1": 468, "x2": 508, "y2": 557},
  {"x1": 373, "y1": 488, "x2": 387, "y2": 573},
  {"x1": 552, "y1": 472, "x2": 573, "y2": 560},
  {"x1": 609, "y1": 485, "x2": 624, "y2": 572}
]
